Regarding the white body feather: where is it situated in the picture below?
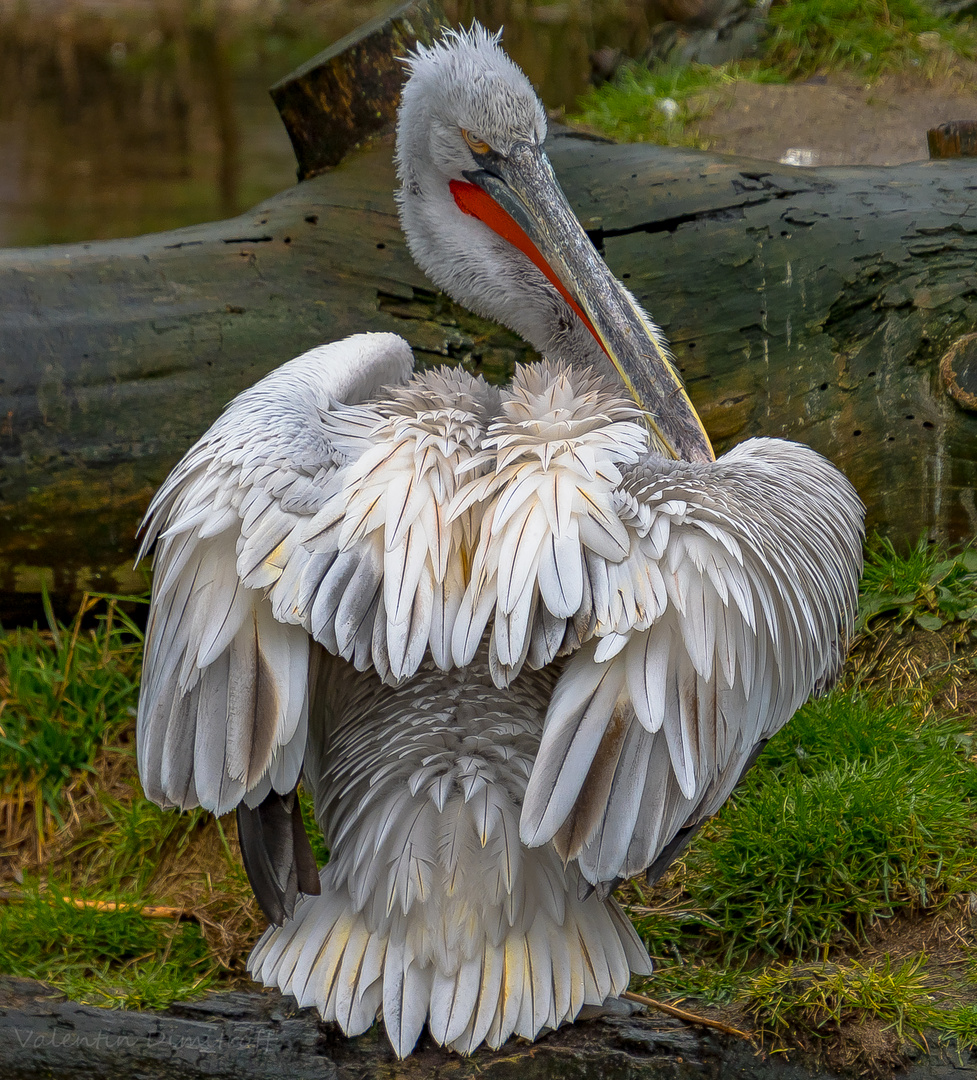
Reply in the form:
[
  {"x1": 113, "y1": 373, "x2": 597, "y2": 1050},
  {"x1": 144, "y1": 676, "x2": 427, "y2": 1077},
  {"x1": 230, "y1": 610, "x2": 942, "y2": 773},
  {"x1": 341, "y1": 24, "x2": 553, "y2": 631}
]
[{"x1": 249, "y1": 655, "x2": 650, "y2": 1056}]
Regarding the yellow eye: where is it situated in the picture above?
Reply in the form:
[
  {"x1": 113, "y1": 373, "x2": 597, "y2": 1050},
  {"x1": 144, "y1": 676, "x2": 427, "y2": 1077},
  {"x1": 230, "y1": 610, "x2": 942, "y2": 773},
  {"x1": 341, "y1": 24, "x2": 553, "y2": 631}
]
[{"x1": 462, "y1": 129, "x2": 491, "y2": 155}]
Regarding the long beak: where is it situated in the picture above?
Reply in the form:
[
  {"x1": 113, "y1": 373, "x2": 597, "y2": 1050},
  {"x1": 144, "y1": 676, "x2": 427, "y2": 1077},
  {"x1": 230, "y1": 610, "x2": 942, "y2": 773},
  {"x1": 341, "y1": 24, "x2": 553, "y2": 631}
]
[{"x1": 453, "y1": 142, "x2": 714, "y2": 464}]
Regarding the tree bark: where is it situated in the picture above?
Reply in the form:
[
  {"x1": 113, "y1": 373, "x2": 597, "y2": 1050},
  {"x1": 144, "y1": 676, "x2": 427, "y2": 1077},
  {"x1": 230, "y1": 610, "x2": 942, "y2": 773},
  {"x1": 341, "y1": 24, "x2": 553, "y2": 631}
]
[
  {"x1": 0, "y1": 977, "x2": 719, "y2": 1080},
  {"x1": 2, "y1": 134, "x2": 976, "y2": 616},
  {"x1": 269, "y1": 0, "x2": 449, "y2": 178},
  {"x1": 1, "y1": 977, "x2": 975, "y2": 1080}
]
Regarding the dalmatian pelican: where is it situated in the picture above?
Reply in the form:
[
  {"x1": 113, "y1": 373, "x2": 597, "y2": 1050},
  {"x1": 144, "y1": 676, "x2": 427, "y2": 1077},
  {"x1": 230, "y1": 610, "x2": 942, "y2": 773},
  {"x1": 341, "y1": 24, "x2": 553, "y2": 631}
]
[{"x1": 136, "y1": 25, "x2": 864, "y2": 1058}]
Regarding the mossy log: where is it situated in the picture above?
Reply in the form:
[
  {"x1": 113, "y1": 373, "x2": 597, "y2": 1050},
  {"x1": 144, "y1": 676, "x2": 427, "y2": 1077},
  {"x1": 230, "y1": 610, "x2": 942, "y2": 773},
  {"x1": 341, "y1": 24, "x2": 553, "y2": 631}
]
[{"x1": 2, "y1": 134, "x2": 977, "y2": 616}]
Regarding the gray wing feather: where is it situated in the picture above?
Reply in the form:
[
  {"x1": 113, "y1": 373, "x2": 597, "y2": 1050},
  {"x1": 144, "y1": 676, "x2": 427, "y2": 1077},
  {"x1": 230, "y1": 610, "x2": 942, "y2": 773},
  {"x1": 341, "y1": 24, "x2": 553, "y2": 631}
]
[
  {"x1": 519, "y1": 437, "x2": 865, "y2": 887},
  {"x1": 137, "y1": 333, "x2": 414, "y2": 815}
]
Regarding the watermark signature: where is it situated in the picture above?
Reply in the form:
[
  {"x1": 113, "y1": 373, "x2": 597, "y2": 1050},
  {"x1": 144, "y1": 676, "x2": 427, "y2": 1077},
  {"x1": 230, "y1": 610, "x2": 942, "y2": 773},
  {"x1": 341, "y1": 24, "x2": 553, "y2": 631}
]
[{"x1": 12, "y1": 1026, "x2": 279, "y2": 1054}]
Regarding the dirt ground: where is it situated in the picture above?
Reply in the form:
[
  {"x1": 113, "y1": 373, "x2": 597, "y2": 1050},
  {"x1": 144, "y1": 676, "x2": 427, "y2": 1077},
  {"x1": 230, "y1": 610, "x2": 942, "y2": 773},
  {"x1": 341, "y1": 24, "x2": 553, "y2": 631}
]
[{"x1": 694, "y1": 60, "x2": 977, "y2": 166}]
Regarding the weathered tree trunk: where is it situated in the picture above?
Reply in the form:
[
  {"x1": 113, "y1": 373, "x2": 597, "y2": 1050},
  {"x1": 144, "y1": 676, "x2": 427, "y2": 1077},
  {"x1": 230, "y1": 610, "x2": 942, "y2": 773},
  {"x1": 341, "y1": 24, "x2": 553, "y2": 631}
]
[
  {"x1": 2, "y1": 135, "x2": 976, "y2": 616},
  {"x1": 0, "y1": 978, "x2": 716, "y2": 1080},
  {"x1": 270, "y1": 0, "x2": 449, "y2": 177},
  {"x1": 927, "y1": 119, "x2": 977, "y2": 158},
  {"x1": 2, "y1": 977, "x2": 975, "y2": 1080}
]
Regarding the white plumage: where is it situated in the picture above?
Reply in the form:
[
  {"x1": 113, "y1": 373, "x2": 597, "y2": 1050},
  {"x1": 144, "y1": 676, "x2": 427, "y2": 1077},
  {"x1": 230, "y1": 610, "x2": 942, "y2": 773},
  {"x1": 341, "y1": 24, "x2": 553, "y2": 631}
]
[
  {"x1": 136, "y1": 25, "x2": 865, "y2": 1058},
  {"x1": 248, "y1": 656, "x2": 649, "y2": 1056}
]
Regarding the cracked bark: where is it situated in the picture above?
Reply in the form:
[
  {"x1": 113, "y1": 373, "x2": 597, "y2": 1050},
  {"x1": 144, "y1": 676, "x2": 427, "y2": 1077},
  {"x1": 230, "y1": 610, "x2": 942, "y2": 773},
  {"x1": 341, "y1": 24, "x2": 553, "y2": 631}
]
[
  {"x1": 2, "y1": 978, "x2": 975, "y2": 1080},
  {"x1": 1, "y1": 134, "x2": 977, "y2": 617}
]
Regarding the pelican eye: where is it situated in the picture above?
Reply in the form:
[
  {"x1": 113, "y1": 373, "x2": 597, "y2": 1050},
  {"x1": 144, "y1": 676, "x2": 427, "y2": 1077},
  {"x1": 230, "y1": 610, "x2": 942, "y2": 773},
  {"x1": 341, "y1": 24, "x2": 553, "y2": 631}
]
[{"x1": 461, "y1": 129, "x2": 491, "y2": 155}]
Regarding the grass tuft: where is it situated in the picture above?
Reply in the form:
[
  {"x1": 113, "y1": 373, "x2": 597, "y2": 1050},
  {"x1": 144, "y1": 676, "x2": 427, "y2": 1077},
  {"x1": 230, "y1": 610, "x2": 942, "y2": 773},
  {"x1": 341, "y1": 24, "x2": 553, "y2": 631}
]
[
  {"x1": 765, "y1": 0, "x2": 975, "y2": 80},
  {"x1": 0, "y1": 882, "x2": 216, "y2": 1009},
  {"x1": 857, "y1": 535, "x2": 977, "y2": 636},
  {"x1": 940, "y1": 1004, "x2": 977, "y2": 1052},
  {"x1": 685, "y1": 705, "x2": 977, "y2": 956},
  {"x1": 571, "y1": 63, "x2": 764, "y2": 147},
  {"x1": 74, "y1": 789, "x2": 211, "y2": 895},
  {"x1": 744, "y1": 955, "x2": 937, "y2": 1046},
  {"x1": 571, "y1": 0, "x2": 977, "y2": 147},
  {"x1": 0, "y1": 594, "x2": 145, "y2": 837}
]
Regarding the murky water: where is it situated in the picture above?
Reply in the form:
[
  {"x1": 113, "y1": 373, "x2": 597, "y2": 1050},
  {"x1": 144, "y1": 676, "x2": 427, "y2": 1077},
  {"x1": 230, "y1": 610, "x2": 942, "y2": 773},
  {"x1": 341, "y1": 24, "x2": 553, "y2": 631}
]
[{"x1": 0, "y1": 0, "x2": 649, "y2": 248}]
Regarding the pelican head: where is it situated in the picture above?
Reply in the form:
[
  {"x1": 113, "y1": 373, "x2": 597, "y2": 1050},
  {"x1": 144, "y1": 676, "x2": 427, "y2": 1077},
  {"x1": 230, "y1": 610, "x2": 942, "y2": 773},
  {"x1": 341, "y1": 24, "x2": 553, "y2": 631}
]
[{"x1": 396, "y1": 25, "x2": 714, "y2": 463}]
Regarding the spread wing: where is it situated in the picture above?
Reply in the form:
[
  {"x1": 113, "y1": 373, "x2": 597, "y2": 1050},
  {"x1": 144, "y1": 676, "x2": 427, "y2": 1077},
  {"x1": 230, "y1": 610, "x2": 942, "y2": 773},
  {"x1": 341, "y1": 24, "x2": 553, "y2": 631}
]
[
  {"x1": 521, "y1": 439, "x2": 864, "y2": 889},
  {"x1": 136, "y1": 333, "x2": 418, "y2": 817},
  {"x1": 445, "y1": 364, "x2": 865, "y2": 889},
  {"x1": 138, "y1": 331, "x2": 502, "y2": 821}
]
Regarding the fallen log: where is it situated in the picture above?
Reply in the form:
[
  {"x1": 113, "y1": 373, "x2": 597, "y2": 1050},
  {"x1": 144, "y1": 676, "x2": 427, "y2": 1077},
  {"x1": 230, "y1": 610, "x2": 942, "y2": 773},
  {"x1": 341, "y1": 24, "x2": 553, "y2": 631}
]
[
  {"x1": 2, "y1": 128, "x2": 977, "y2": 617},
  {"x1": 2, "y1": 976, "x2": 976, "y2": 1080},
  {"x1": 0, "y1": 977, "x2": 721, "y2": 1080}
]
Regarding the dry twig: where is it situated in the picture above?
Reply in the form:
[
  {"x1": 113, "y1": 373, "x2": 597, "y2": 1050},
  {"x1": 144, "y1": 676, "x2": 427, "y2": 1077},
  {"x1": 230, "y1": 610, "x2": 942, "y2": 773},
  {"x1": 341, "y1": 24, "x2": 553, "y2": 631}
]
[
  {"x1": 0, "y1": 890, "x2": 186, "y2": 920},
  {"x1": 621, "y1": 989, "x2": 754, "y2": 1040}
]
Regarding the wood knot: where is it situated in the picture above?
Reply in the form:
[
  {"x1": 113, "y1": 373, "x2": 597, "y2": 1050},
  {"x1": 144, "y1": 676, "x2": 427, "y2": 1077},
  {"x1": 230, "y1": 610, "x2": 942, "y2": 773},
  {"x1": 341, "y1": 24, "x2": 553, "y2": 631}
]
[{"x1": 940, "y1": 333, "x2": 977, "y2": 412}]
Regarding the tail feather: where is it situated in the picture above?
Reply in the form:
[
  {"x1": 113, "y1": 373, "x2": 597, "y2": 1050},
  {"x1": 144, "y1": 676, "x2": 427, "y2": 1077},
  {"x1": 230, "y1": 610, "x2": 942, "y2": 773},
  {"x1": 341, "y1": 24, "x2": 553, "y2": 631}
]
[
  {"x1": 512, "y1": 938, "x2": 536, "y2": 1040},
  {"x1": 496, "y1": 938, "x2": 524, "y2": 1046},
  {"x1": 566, "y1": 924, "x2": 587, "y2": 1022},
  {"x1": 609, "y1": 900, "x2": 655, "y2": 976},
  {"x1": 578, "y1": 920, "x2": 611, "y2": 1003},
  {"x1": 345, "y1": 935, "x2": 387, "y2": 1036},
  {"x1": 382, "y1": 942, "x2": 432, "y2": 1059},
  {"x1": 546, "y1": 920, "x2": 572, "y2": 1028},
  {"x1": 253, "y1": 657, "x2": 655, "y2": 1058},
  {"x1": 430, "y1": 955, "x2": 481, "y2": 1045},
  {"x1": 291, "y1": 907, "x2": 356, "y2": 1009},
  {"x1": 333, "y1": 924, "x2": 372, "y2": 1031},
  {"x1": 249, "y1": 858, "x2": 650, "y2": 1057}
]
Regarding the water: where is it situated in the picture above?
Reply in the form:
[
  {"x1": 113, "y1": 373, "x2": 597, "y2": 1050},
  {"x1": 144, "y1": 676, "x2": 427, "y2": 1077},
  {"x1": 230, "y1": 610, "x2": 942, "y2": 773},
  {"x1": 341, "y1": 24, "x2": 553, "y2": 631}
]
[{"x1": 0, "y1": 0, "x2": 649, "y2": 249}]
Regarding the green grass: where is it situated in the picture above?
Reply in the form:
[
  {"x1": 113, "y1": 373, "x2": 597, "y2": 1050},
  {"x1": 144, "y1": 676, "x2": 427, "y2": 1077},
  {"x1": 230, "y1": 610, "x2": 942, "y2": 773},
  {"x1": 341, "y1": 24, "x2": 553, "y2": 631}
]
[
  {"x1": 744, "y1": 956, "x2": 938, "y2": 1046},
  {"x1": 685, "y1": 701, "x2": 977, "y2": 957},
  {"x1": 766, "y1": 0, "x2": 976, "y2": 80},
  {"x1": 572, "y1": 63, "x2": 777, "y2": 148},
  {"x1": 0, "y1": 593, "x2": 144, "y2": 829},
  {"x1": 299, "y1": 784, "x2": 330, "y2": 866},
  {"x1": 0, "y1": 882, "x2": 215, "y2": 1009},
  {"x1": 571, "y1": 0, "x2": 977, "y2": 147},
  {"x1": 635, "y1": 672, "x2": 977, "y2": 964},
  {"x1": 0, "y1": 594, "x2": 259, "y2": 1009},
  {"x1": 940, "y1": 1004, "x2": 977, "y2": 1051},
  {"x1": 857, "y1": 536, "x2": 977, "y2": 635},
  {"x1": 74, "y1": 788, "x2": 210, "y2": 895}
]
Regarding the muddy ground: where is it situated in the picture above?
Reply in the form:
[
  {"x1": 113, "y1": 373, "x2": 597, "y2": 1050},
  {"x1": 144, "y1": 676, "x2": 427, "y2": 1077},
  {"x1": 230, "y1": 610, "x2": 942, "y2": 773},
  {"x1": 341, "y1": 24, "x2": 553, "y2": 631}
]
[{"x1": 694, "y1": 59, "x2": 977, "y2": 166}]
